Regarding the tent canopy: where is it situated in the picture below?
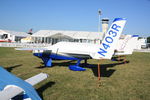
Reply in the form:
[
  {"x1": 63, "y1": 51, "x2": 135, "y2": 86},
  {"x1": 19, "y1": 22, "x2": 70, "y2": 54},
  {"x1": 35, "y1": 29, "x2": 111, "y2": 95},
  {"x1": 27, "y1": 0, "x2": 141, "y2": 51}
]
[{"x1": 32, "y1": 30, "x2": 103, "y2": 40}]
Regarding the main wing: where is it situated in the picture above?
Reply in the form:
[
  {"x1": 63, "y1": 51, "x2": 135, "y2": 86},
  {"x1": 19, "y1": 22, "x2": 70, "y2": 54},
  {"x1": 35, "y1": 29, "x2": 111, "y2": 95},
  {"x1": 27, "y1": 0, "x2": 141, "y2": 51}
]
[{"x1": 15, "y1": 48, "x2": 48, "y2": 51}]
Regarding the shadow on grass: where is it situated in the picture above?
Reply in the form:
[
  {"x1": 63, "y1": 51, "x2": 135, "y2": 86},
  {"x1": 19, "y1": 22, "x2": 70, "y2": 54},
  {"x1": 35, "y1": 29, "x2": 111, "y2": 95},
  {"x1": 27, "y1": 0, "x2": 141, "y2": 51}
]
[
  {"x1": 85, "y1": 62, "x2": 125, "y2": 77},
  {"x1": 36, "y1": 60, "x2": 128, "y2": 77},
  {"x1": 111, "y1": 56, "x2": 130, "y2": 63},
  {"x1": 53, "y1": 60, "x2": 76, "y2": 67},
  {"x1": 6, "y1": 64, "x2": 22, "y2": 72},
  {"x1": 37, "y1": 81, "x2": 55, "y2": 99}
]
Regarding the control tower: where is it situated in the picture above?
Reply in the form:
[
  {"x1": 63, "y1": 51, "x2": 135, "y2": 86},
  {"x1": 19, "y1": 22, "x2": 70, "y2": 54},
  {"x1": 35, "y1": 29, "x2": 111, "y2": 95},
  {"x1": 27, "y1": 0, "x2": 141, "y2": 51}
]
[
  {"x1": 102, "y1": 18, "x2": 109, "y2": 34},
  {"x1": 101, "y1": 18, "x2": 109, "y2": 39}
]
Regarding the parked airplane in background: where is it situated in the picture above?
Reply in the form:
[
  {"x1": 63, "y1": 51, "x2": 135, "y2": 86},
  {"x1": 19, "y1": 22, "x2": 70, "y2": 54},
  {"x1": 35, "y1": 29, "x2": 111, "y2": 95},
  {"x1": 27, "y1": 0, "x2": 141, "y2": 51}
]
[
  {"x1": 112, "y1": 34, "x2": 139, "y2": 62},
  {"x1": 16, "y1": 18, "x2": 126, "y2": 71},
  {"x1": 115, "y1": 34, "x2": 139, "y2": 55}
]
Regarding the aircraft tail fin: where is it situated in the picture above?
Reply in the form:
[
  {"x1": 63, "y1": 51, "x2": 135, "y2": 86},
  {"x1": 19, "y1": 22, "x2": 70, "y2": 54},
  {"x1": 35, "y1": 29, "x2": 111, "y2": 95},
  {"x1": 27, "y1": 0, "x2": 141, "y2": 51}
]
[
  {"x1": 116, "y1": 35, "x2": 139, "y2": 55},
  {"x1": 91, "y1": 18, "x2": 127, "y2": 59},
  {"x1": 116, "y1": 35, "x2": 132, "y2": 51}
]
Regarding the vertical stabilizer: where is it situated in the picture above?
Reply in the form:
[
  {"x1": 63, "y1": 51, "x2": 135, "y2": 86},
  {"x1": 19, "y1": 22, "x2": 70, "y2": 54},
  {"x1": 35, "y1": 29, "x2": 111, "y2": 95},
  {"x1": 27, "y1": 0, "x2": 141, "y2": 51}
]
[
  {"x1": 92, "y1": 18, "x2": 127, "y2": 59},
  {"x1": 121, "y1": 35, "x2": 139, "y2": 54},
  {"x1": 116, "y1": 35, "x2": 132, "y2": 51}
]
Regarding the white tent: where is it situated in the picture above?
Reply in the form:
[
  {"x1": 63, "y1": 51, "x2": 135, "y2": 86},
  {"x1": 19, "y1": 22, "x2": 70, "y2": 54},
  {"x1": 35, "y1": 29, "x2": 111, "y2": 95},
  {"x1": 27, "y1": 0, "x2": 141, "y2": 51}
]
[{"x1": 32, "y1": 30, "x2": 104, "y2": 44}]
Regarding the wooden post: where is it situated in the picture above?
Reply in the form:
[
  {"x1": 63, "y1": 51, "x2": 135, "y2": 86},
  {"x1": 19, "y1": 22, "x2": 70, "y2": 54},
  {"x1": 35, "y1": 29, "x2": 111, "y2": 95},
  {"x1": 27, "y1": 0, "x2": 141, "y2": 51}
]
[
  {"x1": 97, "y1": 59, "x2": 102, "y2": 87},
  {"x1": 118, "y1": 56, "x2": 121, "y2": 62},
  {"x1": 98, "y1": 63, "x2": 100, "y2": 81},
  {"x1": 124, "y1": 56, "x2": 126, "y2": 64}
]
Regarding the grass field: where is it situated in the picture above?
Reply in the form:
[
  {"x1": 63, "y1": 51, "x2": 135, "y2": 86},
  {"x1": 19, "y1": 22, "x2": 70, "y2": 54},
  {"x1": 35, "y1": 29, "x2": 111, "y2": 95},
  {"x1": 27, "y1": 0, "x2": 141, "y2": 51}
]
[{"x1": 0, "y1": 47, "x2": 150, "y2": 100}]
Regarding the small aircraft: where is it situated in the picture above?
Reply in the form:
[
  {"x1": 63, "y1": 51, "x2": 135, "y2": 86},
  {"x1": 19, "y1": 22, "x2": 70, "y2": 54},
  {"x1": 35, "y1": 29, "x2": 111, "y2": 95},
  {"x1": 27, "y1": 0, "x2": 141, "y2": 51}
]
[
  {"x1": 115, "y1": 34, "x2": 139, "y2": 55},
  {"x1": 16, "y1": 18, "x2": 126, "y2": 71},
  {"x1": 0, "y1": 66, "x2": 48, "y2": 100},
  {"x1": 112, "y1": 34, "x2": 139, "y2": 62}
]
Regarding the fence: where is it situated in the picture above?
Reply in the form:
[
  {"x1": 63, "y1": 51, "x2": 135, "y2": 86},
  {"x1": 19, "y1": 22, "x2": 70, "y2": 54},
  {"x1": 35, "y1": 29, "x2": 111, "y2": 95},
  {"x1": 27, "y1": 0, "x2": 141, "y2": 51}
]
[{"x1": 0, "y1": 43, "x2": 51, "y2": 48}]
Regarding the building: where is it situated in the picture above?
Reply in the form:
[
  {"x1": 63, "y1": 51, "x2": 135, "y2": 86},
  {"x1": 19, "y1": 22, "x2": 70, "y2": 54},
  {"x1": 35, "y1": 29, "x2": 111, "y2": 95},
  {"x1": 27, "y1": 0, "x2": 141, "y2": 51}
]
[
  {"x1": 0, "y1": 29, "x2": 29, "y2": 42},
  {"x1": 32, "y1": 30, "x2": 103, "y2": 44},
  {"x1": 31, "y1": 18, "x2": 109, "y2": 44},
  {"x1": 135, "y1": 37, "x2": 147, "y2": 49},
  {"x1": 0, "y1": 18, "x2": 110, "y2": 44}
]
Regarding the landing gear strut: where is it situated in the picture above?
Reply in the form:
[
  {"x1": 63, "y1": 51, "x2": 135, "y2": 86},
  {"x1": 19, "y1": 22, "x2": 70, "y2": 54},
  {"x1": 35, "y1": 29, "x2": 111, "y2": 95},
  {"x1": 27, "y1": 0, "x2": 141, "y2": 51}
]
[
  {"x1": 69, "y1": 59, "x2": 86, "y2": 71},
  {"x1": 42, "y1": 57, "x2": 52, "y2": 67}
]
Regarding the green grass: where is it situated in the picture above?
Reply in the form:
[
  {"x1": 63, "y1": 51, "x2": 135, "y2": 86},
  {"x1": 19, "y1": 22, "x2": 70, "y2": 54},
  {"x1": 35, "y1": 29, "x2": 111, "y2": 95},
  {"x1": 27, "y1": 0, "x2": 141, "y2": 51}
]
[{"x1": 0, "y1": 47, "x2": 150, "y2": 100}]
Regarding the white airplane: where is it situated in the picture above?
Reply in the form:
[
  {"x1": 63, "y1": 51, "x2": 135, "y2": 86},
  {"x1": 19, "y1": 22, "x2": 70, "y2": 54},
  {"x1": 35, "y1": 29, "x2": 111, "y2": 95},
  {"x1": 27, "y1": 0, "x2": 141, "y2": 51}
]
[
  {"x1": 112, "y1": 34, "x2": 139, "y2": 62},
  {"x1": 115, "y1": 34, "x2": 139, "y2": 55},
  {"x1": 16, "y1": 18, "x2": 126, "y2": 71}
]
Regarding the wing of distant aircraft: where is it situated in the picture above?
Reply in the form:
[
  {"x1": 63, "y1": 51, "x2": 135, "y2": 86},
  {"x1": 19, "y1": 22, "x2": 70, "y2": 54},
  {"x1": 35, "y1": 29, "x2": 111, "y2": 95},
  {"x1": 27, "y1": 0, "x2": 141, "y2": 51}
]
[
  {"x1": 0, "y1": 67, "x2": 48, "y2": 100},
  {"x1": 16, "y1": 18, "x2": 126, "y2": 71}
]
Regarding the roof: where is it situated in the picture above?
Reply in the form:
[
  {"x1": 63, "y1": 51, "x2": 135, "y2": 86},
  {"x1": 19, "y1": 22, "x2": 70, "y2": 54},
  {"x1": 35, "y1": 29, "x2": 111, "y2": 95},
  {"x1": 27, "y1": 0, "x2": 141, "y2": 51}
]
[
  {"x1": 32, "y1": 30, "x2": 103, "y2": 40},
  {"x1": 0, "y1": 30, "x2": 8, "y2": 35},
  {"x1": 0, "y1": 29, "x2": 29, "y2": 37}
]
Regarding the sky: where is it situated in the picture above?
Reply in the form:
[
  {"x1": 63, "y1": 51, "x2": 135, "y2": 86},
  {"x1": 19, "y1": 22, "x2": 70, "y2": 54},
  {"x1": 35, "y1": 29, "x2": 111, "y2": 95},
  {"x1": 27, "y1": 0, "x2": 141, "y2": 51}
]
[{"x1": 0, "y1": 0, "x2": 150, "y2": 37}]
